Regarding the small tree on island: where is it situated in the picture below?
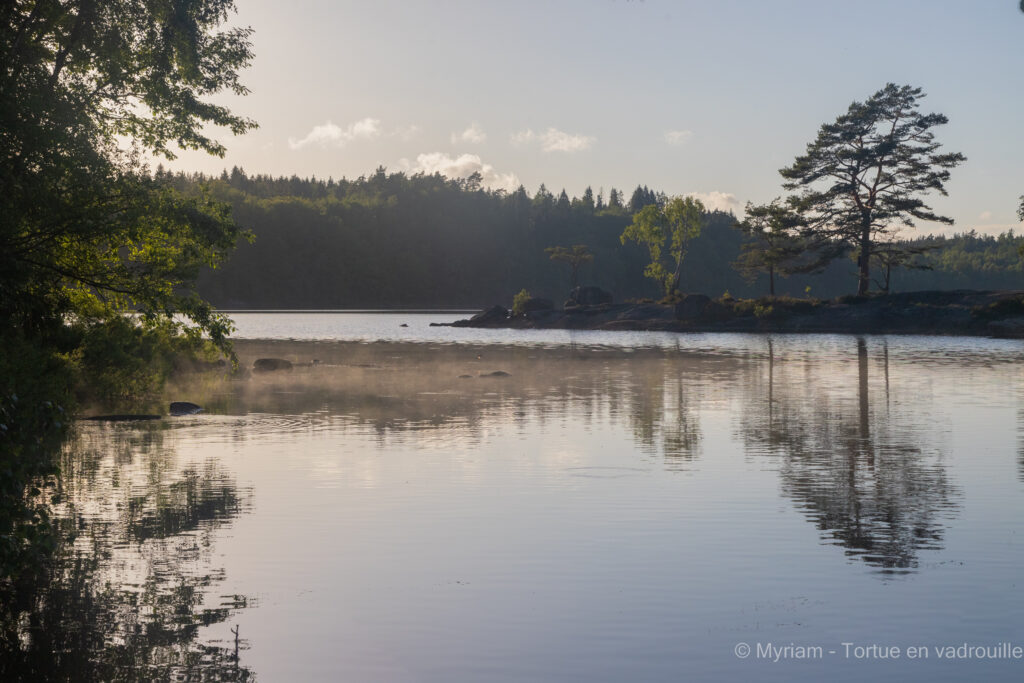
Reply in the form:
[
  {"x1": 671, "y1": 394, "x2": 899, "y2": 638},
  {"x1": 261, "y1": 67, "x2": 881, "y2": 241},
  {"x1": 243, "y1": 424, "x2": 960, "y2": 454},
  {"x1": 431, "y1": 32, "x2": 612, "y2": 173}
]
[
  {"x1": 1018, "y1": 198, "x2": 1024, "y2": 260},
  {"x1": 733, "y1": 200, "x2": 833, "y2": 297},
  {"x1": 511, "y1": 289, "x2": 532, "y2": 316},
  {"x1": 620, "y1": 196, "x2": 704, "y2": 298},
  {"x1": 779, "y1": 83, "x2": 965, "y2": 295},
  {"x1": 868, "y1": 237, "x2": 937, "y2": 294},
  {"x1": 545, "y1": 245, "x2": 593, "y2": 289}
]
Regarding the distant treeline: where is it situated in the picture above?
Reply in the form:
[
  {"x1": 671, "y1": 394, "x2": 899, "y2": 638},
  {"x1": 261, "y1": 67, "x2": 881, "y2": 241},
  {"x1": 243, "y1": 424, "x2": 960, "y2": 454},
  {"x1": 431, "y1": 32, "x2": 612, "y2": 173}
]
[{"x1": 158, "y1": 167, "x2": 1024, "y2": 308}]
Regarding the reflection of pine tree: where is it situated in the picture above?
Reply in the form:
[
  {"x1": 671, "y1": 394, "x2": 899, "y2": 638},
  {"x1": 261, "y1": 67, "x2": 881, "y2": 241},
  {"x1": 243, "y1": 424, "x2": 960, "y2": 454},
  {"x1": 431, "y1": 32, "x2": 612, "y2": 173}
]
[{"x1": 734, "y1": 337, "x2": 959, "y2": 572}]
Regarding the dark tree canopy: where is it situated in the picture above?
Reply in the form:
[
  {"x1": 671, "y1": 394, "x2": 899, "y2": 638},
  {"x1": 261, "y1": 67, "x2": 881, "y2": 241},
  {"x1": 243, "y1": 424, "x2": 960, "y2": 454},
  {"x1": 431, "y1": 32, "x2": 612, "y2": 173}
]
[
  {"x1": 734, "y1": 200, "x2": 830, "y2": 296},
  {"x1": 1, "y1": 0, "x2": 255, "y2": 350},
  {"x1": 869, "y1": 238, "x2": 937, "y2": 294},
  {"x1": 780, "y1": 83, "x2": 965, "y2": 295}
]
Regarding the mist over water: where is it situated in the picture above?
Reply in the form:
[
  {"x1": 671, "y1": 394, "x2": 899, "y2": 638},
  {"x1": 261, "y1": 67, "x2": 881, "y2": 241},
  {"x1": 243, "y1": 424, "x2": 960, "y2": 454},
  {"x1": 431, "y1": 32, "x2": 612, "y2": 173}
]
[{"x1": 15, "y1": 315, "x2": 1024, "y2": 681}]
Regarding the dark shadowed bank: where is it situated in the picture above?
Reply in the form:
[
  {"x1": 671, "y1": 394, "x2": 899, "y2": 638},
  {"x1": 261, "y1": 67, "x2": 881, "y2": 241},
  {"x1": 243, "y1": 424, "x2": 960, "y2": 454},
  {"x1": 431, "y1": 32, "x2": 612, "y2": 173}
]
[{"x1": 441, "y1": 290, "x2": 1024, "y2": 339}]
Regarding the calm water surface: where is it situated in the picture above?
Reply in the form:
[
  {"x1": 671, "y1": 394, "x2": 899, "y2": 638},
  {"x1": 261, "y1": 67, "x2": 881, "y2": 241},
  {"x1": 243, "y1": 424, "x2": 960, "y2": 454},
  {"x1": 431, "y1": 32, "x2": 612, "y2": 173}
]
[{"x1": 24, "y1": 314, "x2": 1024, "y2": 680}]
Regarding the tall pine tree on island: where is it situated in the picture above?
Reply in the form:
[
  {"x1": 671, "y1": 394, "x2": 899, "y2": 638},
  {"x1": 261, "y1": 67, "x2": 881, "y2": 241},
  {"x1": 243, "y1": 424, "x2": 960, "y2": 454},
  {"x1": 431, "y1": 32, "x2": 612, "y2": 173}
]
[{"x1": 779, "y1": 83, "x2": 965, "y2": 295}]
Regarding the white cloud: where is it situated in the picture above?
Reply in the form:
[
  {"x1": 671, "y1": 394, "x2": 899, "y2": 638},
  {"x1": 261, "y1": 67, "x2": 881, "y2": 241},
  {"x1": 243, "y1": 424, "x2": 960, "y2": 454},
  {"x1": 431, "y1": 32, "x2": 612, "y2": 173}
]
[
  {"x1": 978, "y1": 210, "x2": 993, "y2": 221},
  {"x1": 288, "y1": 118, "x2": 382, "y2": 149},
  {"x1": 511, "y1": 127, "x2": 594, "y2": 153},
  {"x1": 451, "y1": 122, "x2": 486, "y2": 145},
  {"x1": 401, "y1": 152, "x2": 520, "y2": 192},
  {"x1": 664, "y1": 129, "x2": 693, "y2": 146},
  {"x1": 687, "y1": 191, "x2": 741, "y2": 213}
]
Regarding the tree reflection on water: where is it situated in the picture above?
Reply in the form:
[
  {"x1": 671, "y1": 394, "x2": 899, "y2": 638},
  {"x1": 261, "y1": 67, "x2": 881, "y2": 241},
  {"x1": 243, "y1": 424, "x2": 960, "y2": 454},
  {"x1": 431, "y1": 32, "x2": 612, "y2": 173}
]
[
  {"x1": 215, "y1": 338, "x2": 962, "y2": 573},
  {"x1": 1, "y1": 337, "x2": 982, "y2": 678},
  {"x1": 735, "y1": 337, "x2": 960, "y2": 573},
  {"x1": 0, "y1": 423, "x2": 253, "y2": 681}
]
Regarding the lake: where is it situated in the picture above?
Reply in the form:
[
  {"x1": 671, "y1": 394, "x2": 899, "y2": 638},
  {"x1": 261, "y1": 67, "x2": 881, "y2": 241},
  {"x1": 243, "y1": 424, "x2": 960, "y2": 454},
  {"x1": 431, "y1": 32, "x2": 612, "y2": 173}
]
[{"x1": 16, "y1": 313, "x2": 1024, "y2": 681}]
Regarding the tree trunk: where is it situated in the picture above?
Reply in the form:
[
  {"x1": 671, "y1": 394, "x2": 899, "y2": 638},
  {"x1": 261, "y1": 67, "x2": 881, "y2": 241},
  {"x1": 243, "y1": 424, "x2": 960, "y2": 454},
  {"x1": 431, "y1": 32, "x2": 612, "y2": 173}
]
[
  {"x1": 670, "y1": 255, "x2": 684, "y2": 296},
  {"x1": 857, "y1": 223, "x2": 871, "y2": 295},
  {"x1": 668, "y1": 273, "x2": 679, "y2": 297}
]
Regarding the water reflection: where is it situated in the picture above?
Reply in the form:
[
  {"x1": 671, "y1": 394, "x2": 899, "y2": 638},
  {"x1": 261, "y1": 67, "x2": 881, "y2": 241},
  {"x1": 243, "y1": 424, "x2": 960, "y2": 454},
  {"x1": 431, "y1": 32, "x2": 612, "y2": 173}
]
[
  {"x1": 177, "y1": 341, "x2": 718, "y2": 461},
  {"x1": 0, "y1": 423, "x2": 253, "y2": 681},
  {"x1": 735, "y1": 337, "x2": 959, "y2": 572},
  {"x1": 192, "y1": 338, "x2": 962, "y2": 573},
  {"x1": 11, "y1": 334, "x2": 1014, "y2": 680},
  {"x1": 201, "y1": 341, "x2": 962, "y2": 572}
]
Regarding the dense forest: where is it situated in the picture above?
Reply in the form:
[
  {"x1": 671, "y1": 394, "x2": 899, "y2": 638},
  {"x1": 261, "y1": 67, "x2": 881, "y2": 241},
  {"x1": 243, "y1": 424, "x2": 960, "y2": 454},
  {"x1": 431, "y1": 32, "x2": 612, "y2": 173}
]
[{"x1": 160, "y1": 167, "x2": 1024, "y2": 309}]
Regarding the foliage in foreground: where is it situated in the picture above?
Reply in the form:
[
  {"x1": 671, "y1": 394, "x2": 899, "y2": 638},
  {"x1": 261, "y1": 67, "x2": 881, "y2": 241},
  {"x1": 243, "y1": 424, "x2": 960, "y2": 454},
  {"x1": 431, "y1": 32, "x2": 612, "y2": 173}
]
[
  {"x1": 0, "y1": 332, "x2": 70, "y2": 588},
  {"x1": 1, "y1": 0, "x2": 253, "y2": 598},
  {"x1": 1, "y1": 1, "x2": 254, "y2": 358}
]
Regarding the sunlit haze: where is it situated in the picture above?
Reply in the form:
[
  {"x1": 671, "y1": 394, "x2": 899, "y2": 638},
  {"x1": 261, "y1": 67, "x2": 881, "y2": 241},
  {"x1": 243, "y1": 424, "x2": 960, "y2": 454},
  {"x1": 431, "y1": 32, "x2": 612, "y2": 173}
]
[{"x1": 164, "y1": 0, "x2": 1024, "y2": 234}]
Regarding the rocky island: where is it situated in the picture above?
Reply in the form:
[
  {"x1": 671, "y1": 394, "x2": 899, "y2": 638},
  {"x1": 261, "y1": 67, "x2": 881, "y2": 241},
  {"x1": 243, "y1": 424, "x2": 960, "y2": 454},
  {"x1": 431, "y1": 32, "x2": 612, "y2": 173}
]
[{"x1": 440, "y1": 287, "x2": 1024, "y2": 339}]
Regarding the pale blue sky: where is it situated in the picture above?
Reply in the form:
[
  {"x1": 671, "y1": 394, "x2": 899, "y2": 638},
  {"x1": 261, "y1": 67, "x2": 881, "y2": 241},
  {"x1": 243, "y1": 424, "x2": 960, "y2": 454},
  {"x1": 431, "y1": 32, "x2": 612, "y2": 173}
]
[{"x1": 168, "y1": 0, "x2": 1024, "y2": 234}]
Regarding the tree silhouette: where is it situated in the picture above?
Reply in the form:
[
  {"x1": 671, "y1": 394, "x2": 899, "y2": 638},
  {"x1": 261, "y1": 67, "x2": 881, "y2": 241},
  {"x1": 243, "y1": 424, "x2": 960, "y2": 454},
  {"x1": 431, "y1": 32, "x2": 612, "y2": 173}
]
[
  {"x1": 780, "y1": 83, "x2": 965, "y2": 295},
  {"x1": 545, "y1": 245, "x2": 594, "y2": 289},
  {"x1": 734, "y1": 200, "x2": 831, "y2": 296}
]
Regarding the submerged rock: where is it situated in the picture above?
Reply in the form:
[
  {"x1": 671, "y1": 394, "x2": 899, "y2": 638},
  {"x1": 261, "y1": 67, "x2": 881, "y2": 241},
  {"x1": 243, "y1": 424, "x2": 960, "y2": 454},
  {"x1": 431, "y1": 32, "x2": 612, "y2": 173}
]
[
  {"x1": 253, "y1": 358, "x2": 293, "y2": 372},
  {"x1": 169, "y1": 401, "x2": 203, "y2": 416},
  {"x1": 479, "y1": 370, "x2": 511, "y2": 377}
]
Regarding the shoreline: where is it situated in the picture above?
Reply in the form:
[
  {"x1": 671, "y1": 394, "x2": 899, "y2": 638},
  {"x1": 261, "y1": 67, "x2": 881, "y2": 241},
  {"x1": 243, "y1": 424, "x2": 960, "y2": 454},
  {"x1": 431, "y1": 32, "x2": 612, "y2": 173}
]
[{"x1": 439, "y1": 289, "x2": 1024, "y2": 339}]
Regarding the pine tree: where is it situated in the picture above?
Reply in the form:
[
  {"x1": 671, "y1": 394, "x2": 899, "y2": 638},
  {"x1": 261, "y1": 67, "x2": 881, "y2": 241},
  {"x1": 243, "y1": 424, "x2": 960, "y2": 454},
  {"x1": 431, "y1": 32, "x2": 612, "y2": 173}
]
[{"x1": 780, "y1": 83, "x2": 965, "y2": 295}]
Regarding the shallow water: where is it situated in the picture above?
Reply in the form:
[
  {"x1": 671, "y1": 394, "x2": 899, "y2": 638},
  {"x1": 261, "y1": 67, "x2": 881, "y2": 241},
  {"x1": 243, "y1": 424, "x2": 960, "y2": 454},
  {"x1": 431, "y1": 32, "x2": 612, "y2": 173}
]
[{"x1": 14, "y1": 314, "x2": 1024, "y2": 681}]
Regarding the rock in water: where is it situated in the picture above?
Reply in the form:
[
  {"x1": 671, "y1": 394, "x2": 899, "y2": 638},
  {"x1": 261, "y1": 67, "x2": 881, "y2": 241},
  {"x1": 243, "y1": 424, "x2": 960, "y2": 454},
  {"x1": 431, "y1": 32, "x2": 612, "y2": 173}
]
[
  {"x1": 479, "y1": 370, "x2": 511, "y2": 377},
  {"x1": 471, "y1": 305, "x2": 509, "y2": 324},
  {"x1": 253, "y1": 358, "x2": 293, "y2": 372},
  {"x1": 170, "y1": 401, "x2": 203, "y2": 416}
]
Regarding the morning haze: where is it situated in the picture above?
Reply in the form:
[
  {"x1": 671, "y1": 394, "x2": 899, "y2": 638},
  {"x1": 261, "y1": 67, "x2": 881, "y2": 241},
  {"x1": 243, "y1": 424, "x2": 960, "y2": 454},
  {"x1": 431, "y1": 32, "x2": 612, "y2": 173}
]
[
  {"x1": 3, "y1": 2, "x2": 1024, "y2": 682},
  {"x1": 170, "y1": 0, "x2": 1023, "y2": 234}
]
